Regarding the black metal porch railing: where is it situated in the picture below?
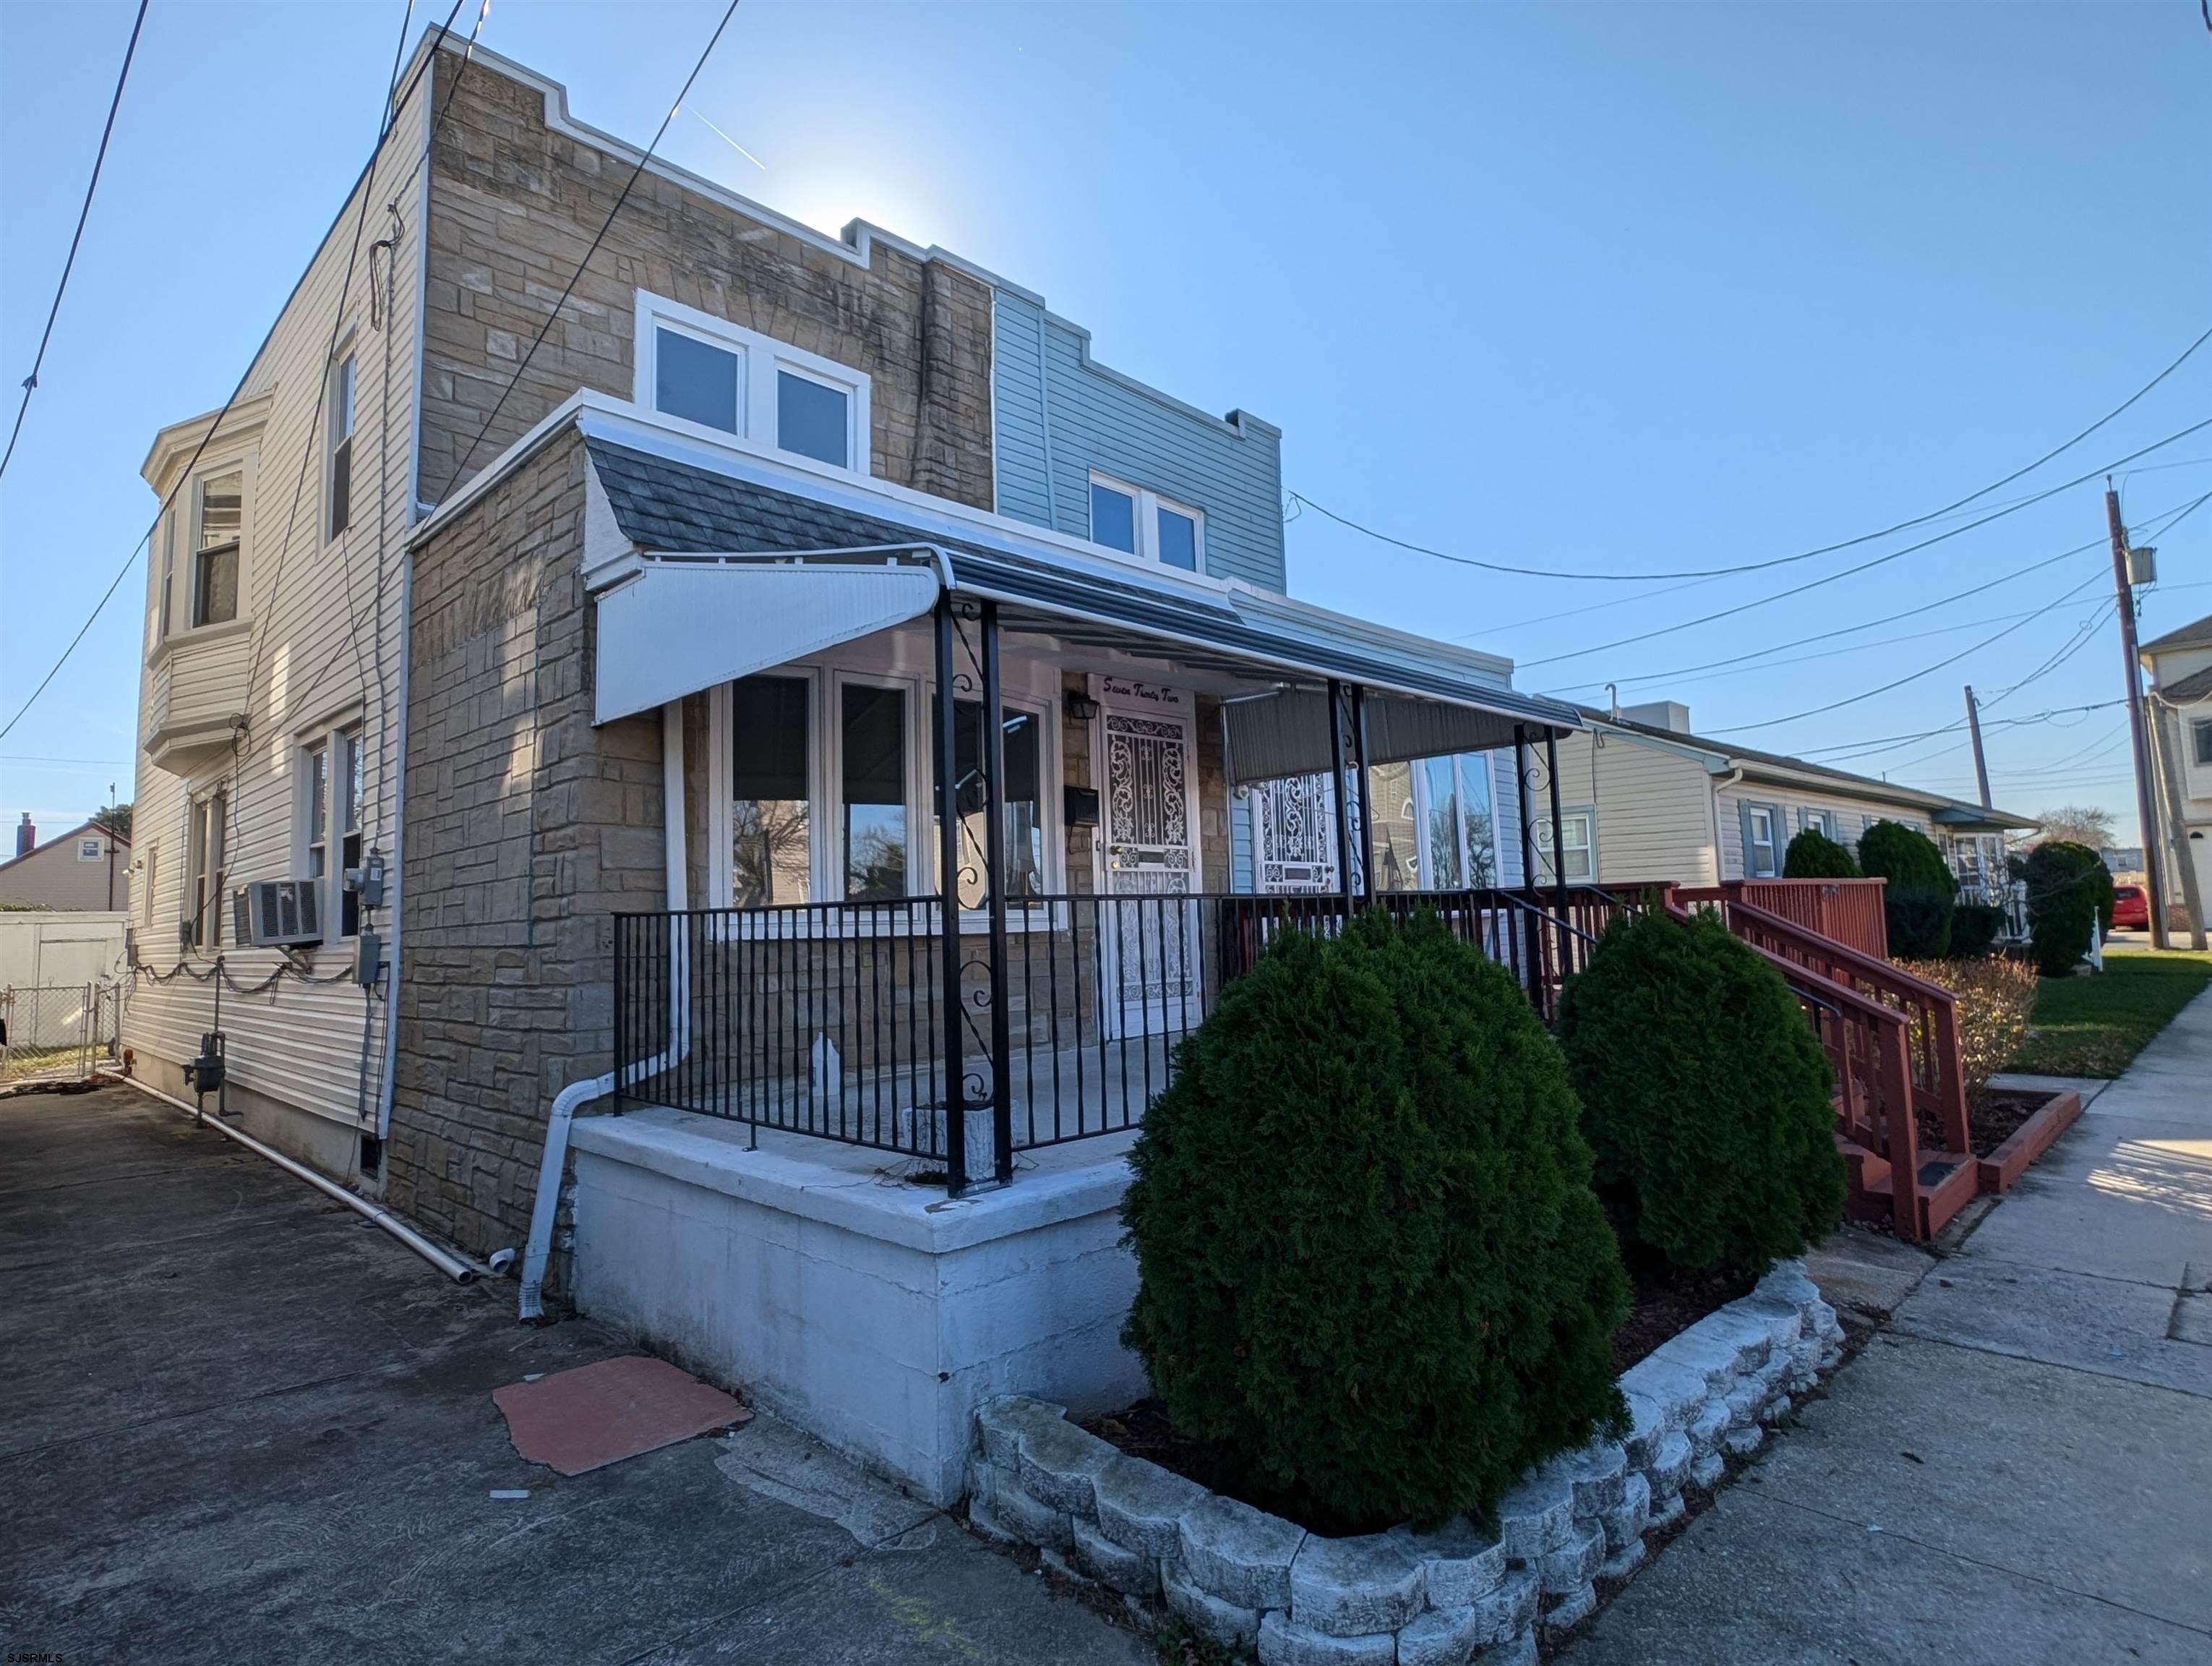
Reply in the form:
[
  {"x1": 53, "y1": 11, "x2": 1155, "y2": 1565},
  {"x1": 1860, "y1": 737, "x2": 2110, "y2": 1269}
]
[{"x1": 612, "y1": 885, "x2": 1635, "y2": 1181}]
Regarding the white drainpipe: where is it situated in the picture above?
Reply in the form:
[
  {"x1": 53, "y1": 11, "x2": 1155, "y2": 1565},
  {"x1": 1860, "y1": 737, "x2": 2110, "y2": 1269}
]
[
  {"x1": 1709, "y1": 767, "x2": 1744, "y2": 883},
  {"x1": 518, "y1": 701, "x2": 692, "y2": 1320}
]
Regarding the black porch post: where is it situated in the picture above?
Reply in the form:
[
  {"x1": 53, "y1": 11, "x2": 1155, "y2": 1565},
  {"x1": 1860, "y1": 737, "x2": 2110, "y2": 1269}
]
[
  {"x1": 1546, "y1": 728, "x2": 1571, "y2": 973},
  {"x1": 979, "y1": 600, "x2": 1013, "y2": 1184},
  {"x1": 1327, "y1": 679, "x2": 1355, "y2": 909},
  {"x1": 932, "y1": 597, "x2": 968, "y2": 1192},
  {"x1": 1350, "y1": 684, "x2": 1373, "y2": 902}
]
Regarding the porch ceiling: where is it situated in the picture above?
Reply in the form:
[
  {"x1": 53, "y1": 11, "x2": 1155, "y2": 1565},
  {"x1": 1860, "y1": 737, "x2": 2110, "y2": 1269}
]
[{"x1": 582, "y1": 436, "x2": 1583, "y2": 743}]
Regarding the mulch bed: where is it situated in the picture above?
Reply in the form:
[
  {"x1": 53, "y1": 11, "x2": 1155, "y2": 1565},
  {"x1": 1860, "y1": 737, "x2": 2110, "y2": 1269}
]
[
  {"x1": 1916, "y1": 1087, "x2": 2052, "y2": 1160},
  {"x1": 1077, "y1": 1260, "x2": 1755, "y2": 1522}
]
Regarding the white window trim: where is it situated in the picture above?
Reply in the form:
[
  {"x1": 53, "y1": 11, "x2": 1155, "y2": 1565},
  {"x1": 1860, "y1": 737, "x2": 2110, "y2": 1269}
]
[
  {"x1": 1088, "y1": 471, "x2": 1206, "y2": 573},
  {"x1": 156, "y1": 450, "x2": 255, "y2": 652},
  {"x1": 1799, "y1": 807, "x2": 1837, "y2": 840},
  {"x1": 633, "y1": 289, "x2": 871, "y2": 474},
  {"x1": 293, "y1": 719, "x2": 364, "y2": 941},
  {"x1": 77, "y1": 836, "x2": 103, "y2": 862},
  {"x1": 185, "y1": 785, "x2": 228, "y2": 952},
  {"x1": 324, "y1": 344, "x2": 358, "y2": 544},
  {"x1": 1746, "y1": 805, "x2": 1780, "y2": 878}
]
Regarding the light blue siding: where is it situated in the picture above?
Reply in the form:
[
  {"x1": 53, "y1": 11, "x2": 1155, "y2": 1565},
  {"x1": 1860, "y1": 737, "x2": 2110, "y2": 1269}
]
[
  {"x1": 993, "y1": 290, "x2": 1286, "y2": 591},
  {"x1": 1492, "y1": 748, "x2": 1528, "y2": 888},
  {"x1": 1230, "y1": 790, "x2": 1256, "y2": 892}
]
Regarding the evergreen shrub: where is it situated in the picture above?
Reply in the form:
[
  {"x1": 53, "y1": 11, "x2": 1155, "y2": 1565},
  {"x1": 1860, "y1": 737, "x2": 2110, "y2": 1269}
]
[
  {"x1": 1945, "y1": 902, "x2": 2005, "y2": 961},
  {"x1": 1858, "y1": 820, "x2": 1956, "y2": 959},
  {"x1": 2023, "y1": 841, "x2": 2116, "y2": 977},
  {"x1": 1557, "y1": 909, "x2": 1844, "y2": 1278},
  {"x1": 1783, "y1": 828, "x2": 1861, "y2": 879},
  {"x1": 1120, "y1": 911, "x2": 1628, "y2": 1534}
]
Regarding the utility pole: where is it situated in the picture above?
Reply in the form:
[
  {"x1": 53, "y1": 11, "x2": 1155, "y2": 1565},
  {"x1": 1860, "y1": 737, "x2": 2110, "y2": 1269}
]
[
  {"x1": 2106, "y1": 480, "x2": 2169, "y2": 949},
  {"x1": 1963, "y1": 686, "x2": 1992, "y2": 810},
  {"x1": 106, "y1": 780, "x2": 116, "y2": 910}
]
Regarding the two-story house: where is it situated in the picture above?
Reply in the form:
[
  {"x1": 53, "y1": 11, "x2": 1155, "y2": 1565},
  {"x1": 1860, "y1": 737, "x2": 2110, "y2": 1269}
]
[{"x1": 126, "y1": 33, "x2": 1593, "y2": 1501}]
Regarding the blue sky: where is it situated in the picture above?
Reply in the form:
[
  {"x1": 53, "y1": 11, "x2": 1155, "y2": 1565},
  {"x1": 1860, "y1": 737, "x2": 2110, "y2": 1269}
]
[{"x1": 2, "y1": 1, "x2": 2206, "y2": 846}]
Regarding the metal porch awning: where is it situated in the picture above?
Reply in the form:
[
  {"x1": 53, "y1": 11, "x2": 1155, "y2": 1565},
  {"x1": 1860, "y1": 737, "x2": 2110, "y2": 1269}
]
[{"x1": 593, "y1": 559, "x2": 938, "y2": 725}]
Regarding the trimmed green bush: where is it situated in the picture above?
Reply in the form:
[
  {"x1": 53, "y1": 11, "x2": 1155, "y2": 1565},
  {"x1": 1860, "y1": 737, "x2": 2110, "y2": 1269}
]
[
  {"x1": 1120, "y1": 910, "x2": 1628, "y2": 1534},
  {"x1": 1558, "y1": 909, "x2": 1844, "y2": 1278},
  {"x1": 1858, "y1": 820, "x2": 1955, "y2": 959},
  {"x1": 1783, "y1": 828, "x2": 1861, "y2": 879},
  {"x1": 2023, "y1": 841, "x2": 2116, "y2": 977},
  {"x1": 1945, "y1": 902, "x2": 2005, "y2": 961}
]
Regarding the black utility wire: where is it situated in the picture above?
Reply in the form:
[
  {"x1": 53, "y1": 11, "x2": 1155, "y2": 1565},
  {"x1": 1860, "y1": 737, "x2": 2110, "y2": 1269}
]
[{"x1": 0, "y1": 0, "x2": 149, "y2": 484}]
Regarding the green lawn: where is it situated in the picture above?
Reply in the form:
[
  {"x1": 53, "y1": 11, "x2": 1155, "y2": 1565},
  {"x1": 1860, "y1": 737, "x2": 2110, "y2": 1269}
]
[{"x1": 2008, "y1": 948, "x2": 2212, "y2": 1078}]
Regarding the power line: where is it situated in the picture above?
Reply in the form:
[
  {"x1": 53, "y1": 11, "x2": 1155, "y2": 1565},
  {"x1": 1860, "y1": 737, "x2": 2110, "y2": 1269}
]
[
  {"x1": 0, "y1": 1, "x2": 471, "y2": 746},
  {"x1": 0, "y1": 0, "x2": 148, "y2": 486},
  {"x1": 1516, "y1": 419, "x2": 2212, "y2": 671},
  {"x1": 434, "y1": 0, "x2": 744, "y2": 501},
  {"x1": 1710, "y1": 567, "x2": 2112, "y2": 737},
  {"x1": 1298, "y1": 323, "x2": 2212, "y2": 586}
]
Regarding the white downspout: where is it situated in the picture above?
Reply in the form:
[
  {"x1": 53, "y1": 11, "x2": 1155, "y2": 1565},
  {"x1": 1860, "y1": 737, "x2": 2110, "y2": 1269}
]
[
  {"x1": 518, "y1": 701, "x2": 691, "y2": 1320},
  {"x1": 1709, "y1": 767, "x2": 1744, "y2": 884}
]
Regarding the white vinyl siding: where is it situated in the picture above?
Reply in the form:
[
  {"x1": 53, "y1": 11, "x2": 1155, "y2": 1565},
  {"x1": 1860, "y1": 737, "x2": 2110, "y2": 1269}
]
[
  {"x1": 1546, "y1": 729, "x2": 1720, "y2": 887},
  {"x1": 127, "y1": 63, "x2": 431, "y2": 1130}
]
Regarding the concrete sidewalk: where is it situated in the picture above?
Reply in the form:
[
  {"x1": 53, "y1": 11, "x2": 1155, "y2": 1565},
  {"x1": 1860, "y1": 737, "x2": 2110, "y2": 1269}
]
[
  {"x1": 1559, "y1": 984, "x2": 2212, "y2": 1665},
  {"x1": 0, "y1": 1084, "x2": 1149, "y2": 1665}
]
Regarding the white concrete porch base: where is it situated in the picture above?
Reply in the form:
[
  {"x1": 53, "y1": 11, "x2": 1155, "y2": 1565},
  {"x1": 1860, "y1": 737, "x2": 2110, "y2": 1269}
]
[{"x1": 567, "y1": 1106, "x2": 1149, "y2": 1505}]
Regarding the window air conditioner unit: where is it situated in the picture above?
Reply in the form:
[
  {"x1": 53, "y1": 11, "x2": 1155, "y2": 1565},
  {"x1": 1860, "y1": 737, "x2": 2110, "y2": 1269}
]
[{"x1": 233, "y1": 880, "x2": 323, "y2": 948}]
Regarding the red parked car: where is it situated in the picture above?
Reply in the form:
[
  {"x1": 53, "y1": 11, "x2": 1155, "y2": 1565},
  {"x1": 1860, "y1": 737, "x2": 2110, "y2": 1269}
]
[{"x1": 2111, "y1": 884, "x2": 2149, "y2": 931}]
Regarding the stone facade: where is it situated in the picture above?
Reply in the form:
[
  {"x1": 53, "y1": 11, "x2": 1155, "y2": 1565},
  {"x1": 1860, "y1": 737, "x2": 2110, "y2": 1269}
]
[
  {"x1": 387, "y1": 430, "x2": 667, "y2": 1257},
  {"x1": 969, "y1": 1261, "x2": 1847, "y2": 1661},
  {"x1": 419, "y1": 55, "x2": 995, "y2": 511}
]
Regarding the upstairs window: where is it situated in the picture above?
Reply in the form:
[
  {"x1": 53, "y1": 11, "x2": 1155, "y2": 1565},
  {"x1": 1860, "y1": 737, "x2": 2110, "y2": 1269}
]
[
  {"x1": 2195, "y1": 717, "x2": 2212, "y2": 767},
  {"x1": 655, "y1": 325, "x2": 741, "y2": 433},
  {"x1": 78, "y1": 836, "x2": 103, "y2": 862},
  {"x1": 776, "y1": 369, "x2": 849, "y2": 468},
  {"x1": 192, "y1": 471, "x2": 242, "y2": 627},
  {"x1": 326, "y1": 354, "x2": 356, "y2": 539},
  {"x1": 635, "y1": 291, "x2": 868, "y2": 471},
  {"x1": 1088, "y1": 473, "x2": 1205, "y2": 573}
]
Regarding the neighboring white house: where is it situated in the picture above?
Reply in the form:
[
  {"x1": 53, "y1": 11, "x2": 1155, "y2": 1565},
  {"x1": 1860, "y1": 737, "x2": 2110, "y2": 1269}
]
[
  {"x1": 1541, "y1": 701, "x2": 2036, "y2": 890},
  {"x1": 2140, "y1": 612, "x2": 2212, "y2": 930},
  {"x1": 0, "y1": 816, "x2": 131, "y2": 913}
]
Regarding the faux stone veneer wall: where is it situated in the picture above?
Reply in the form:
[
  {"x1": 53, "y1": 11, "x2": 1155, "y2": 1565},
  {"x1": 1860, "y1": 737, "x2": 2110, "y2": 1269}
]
[{"x1": 967, "y1": 1261, "x2": 1844, "y2": 1665}]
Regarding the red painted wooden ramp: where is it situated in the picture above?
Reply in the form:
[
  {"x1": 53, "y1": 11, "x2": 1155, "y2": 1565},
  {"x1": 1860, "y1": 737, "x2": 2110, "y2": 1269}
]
[{"x1": 494, "y1": 1354, "x2": 750, "y2": 1475}]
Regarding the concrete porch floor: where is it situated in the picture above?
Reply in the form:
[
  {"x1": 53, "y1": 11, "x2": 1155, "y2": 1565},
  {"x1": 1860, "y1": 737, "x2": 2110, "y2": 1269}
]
[{"x1": 0, "y1": 1084, "x2": 1149, "y2": 1665}]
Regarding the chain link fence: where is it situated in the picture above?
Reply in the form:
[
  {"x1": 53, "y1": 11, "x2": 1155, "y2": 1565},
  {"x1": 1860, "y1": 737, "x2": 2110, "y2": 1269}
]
[{"x1": 0, "y1": 982, "x2": 125, "y2": 1085}]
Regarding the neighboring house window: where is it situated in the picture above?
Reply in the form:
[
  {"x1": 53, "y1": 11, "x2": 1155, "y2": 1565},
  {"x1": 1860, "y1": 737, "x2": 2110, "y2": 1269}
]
[
  {"x1": 634, "y1": 290, "x2": 870, "y2": 472},
  {"x1": 841, "y1": 683, "x2": 908, "y2": 901},
  {"x1": 2195, "y1": 718, "x2": 2212, "y2": 767},
  {"x1": 1800, "y1": 808, "x2": 1837, "y2": 840},
  {"x1": 78, "y1": 837, "x2": 103, "y2": 862},
  {"x1": 732, "y1": 675, "x2": 812, "y2": 907},
  {"x1": 1744, "y1": 804, "x2": 1780, "y2": 877},
  {"x1": 326, "y1": 354, "x2": 356, "y2": 539},
  {"x1": 1088, "y1": 472, "x2": 1205, "y2": 573},
  {"x1": 187, "y1": 790, "x2": 226, "y2": 948},
  {"x1": 1537, "y1": 808, "x2": 1597, "y2": 884},
  {"x1": 192, "y1": 471, "x2": 242, "y2": 627}
]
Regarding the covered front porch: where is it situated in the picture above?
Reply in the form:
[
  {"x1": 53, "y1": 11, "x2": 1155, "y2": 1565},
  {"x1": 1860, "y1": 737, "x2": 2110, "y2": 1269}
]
[{"x1": 593, "y1": 529, "x2": 1597, "y2": 1195}]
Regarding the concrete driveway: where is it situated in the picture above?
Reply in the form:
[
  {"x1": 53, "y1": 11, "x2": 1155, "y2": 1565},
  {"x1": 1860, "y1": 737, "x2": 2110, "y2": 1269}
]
[
  {"x1": 0, "y1": 1084, "x2": 1150, "y2": 1665},
  {"x1": 1557, "y1": 985, "x2": 2212, "y2": 1665}
]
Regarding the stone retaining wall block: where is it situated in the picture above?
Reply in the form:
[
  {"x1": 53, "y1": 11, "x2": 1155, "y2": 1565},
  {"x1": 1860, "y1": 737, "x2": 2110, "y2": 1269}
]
[
  {"x1": 1255, "y1": 1610, "x2": 1394, "y2": 1666},
  {"x1": 1538, "y1": 1521, "x2": 1606, "y2": 1594},
  {"x1": 1645, "y1": 1430, "x2": 1692, "y2": 1498},
  {"x1": 1162, "y1": 1558, "x2": 1261, "y2": 1648},
  {"x1": 1722, "y1": 1424, "x2": 1765, "y2": 1458},
  {"x1": 1488, "y1": 1626, "x2": 1540, "y2": 1666},
  {"x1": 976, "y1": 1396, "x2": 1066, "y2": 1474},
  {"x1": 990, "y1": 1471, "x2": 1073, "y2": 1550},
  {"x1": 1496, "y1": 1471, "x2": 1574, "y2": 1561},
  {"x1": 1394, "y1": 1602, "x2": 1483, "y2": 1666},
  {"x1": 1178, "y1": 1493, "x2": 1306, "y2": 1612},
  {"x1": 1016, "y1": 1414, "x2": 1118, "y2": 1516},
  {"x1": 1689, "y1": 1451, "x2": 1726, "y2": 1490},
  {"x1": 1092, "y1": 1452, "x2": 1207, "y2": 1560},
  {"x1": 1689, "y1": 1401, "x2": 1731, "y2": 1458},
  {"x1": 1389, "y1": 1519, "x2": 1506, "y2": 1607},
  {"x1": 1071, "y1": 1516, "x2": 1157, "y2": 1596},
  {"x1": 1598, "y1": 1539, "x2": 1647, "y2": 1583},
  {"x1": 1553, "y1": 1443, "x2": 1628, "y2": 1517},
  {"x1": 1547, "y1": 1580, "x2": 1598, "y2": 1628},
  {"x1": 1601, "y1": 1472, "x2": 1650, "y2": 1552},
  {"x1": 1471, "y1": 1571, "x2": 1540, "y2": 1645},
  {"x1": 1287, "y1": 1532, "x2": 1426, "y2": 1636}
]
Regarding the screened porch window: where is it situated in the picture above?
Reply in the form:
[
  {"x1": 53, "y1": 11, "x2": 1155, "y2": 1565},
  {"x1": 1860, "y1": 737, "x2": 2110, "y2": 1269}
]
[
  {"x1": 732, "y1": 675, "x2": 811, "y2": 906},
  {"x1": 841, "y1": 684, "x2": 908, "y2": 901}
]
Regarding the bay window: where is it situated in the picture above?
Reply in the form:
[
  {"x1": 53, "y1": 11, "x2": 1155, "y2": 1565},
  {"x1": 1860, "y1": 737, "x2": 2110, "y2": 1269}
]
[{"x1": 192, "y1": 470, "x2": 242, "y2": 627}]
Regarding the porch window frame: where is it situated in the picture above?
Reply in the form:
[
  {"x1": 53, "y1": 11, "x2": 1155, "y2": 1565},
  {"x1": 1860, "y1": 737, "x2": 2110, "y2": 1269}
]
[
  {"x1": 705, "y1": 657, "x2": 1064, "y2": 928},
  {"x1": 632, "y1": 288, "x2": 872, "y2": 474}
]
